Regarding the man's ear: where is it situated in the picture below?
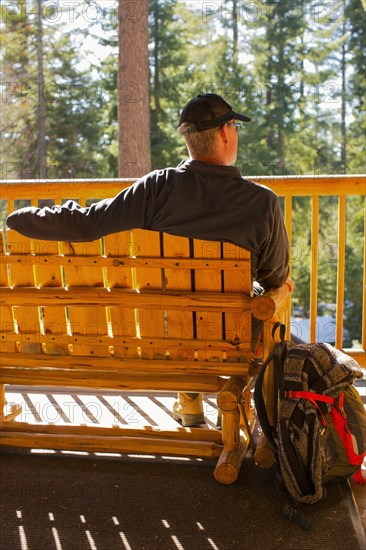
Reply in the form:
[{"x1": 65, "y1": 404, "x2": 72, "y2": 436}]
[{"x1": 218, "y1": 124, "x2": 229, "y2": 144}]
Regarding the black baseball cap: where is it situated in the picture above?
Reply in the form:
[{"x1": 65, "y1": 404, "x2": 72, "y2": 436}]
[{"x1": 179, "y1": 93, "x2": 251, "y2": 132}]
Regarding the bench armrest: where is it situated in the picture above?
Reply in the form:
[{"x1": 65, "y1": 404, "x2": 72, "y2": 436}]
[{"x1": 252, "y1": 278, "x2": 293, "y2": 321}]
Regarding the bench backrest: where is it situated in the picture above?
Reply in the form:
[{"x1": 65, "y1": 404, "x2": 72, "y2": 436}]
[{"x1": 1, "y1": 229, "x2": 255, "y2": 366}]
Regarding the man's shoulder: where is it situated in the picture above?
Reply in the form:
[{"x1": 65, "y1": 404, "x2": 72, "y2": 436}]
[
  {"x1": 241, "y1": 177, "x2": 274, "y2": 192},
  {"x1": 140, "y1": 166, "x2": 179, "y2": 182},
  {"x1": 240, "y1": 178, "x2": 279, "y2": 200},
  {"x1": 133, "y1": 167, "x2": 177, "y2": 190}
]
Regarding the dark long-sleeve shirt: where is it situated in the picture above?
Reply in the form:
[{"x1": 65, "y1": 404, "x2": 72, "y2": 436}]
[{"x1": 6, "y1": 160, "x2": 289, "y2": 289}]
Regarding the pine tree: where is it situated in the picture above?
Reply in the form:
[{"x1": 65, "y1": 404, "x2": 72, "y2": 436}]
[
  {"x1": 250, "y1": 0, "x2": 307, "y2": 172},
  {"x1": 0, "y1": 0, "x2": 107, "y2": 179},
  {"x1": 36, "y1": 0, "x2": 47, "y2": 178},
  {"x1": 118, "y1": 0, "x2": 150, "y2": 177},
  {"x1": 1, "y1": 0, "x2": 37, "y2": 178},
  {"x1": 149, "y1": 0, "x2": 193, "y2": 168},
  {"x1": 346, "y1": 0, "x2": 366, "y2": 173}
]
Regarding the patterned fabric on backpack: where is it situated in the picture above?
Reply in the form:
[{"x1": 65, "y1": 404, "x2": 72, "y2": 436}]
[
  {"x1": 277, "y1": 343, "x2": 365, "y2": 503},
  {"x1": 254, "y1": 327, "x2": 366, "y2": 505}
]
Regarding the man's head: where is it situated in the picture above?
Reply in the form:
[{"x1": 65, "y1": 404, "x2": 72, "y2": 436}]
[{"x1": 178, "y1": 93, "x2": 251, "y2": 165}]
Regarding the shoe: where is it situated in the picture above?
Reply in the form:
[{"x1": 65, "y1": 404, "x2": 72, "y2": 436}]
[
  {"x1": 173, "y1": 392, "x2": 205, "y2": 427},
  {"x1": 2, "y1": 402, "x2": 22, "y2": 421},
  {"x1": 216, "y1": 411, "x2": 222, "y2": 430}
]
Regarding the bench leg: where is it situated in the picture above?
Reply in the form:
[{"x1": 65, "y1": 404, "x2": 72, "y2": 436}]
[
  {"x1": 214, "y1": 376, "x2": 252, "y2": 484},
  {"x1": 214, "y1": 438, "x2": 248, "y2": 484},
  {"x1": 221, "y1": 408, "x2": 240, "y2": 451},
  {"x1": 253, "y1": 433, "x2": 276, "y2": 468}
]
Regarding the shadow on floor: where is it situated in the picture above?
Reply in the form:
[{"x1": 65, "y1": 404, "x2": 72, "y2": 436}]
[{"x1": 0, "y1": 447, "x2": 364, "y2": 550}]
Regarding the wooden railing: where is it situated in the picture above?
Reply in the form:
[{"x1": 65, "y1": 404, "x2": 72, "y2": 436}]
[{"x1": 1, "y1": 174, "x2": 365, "y2": 366}]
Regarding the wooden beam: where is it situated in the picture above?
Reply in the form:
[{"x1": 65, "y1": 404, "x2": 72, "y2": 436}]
[
  {"x1": 0, "y1": 352, "x2": 251, "y2": 376},
  {"x1": 0, "y1": 331, "x2": 252, "y2": 352},
  {"x1": 0, "y1": 368, "x2": 224, "y2": 392},
  {"x1": 1, "y1": 175, "x2": 365, "y2": 200},
  {"x1": 252, "y1": 283, "x2": 291, "y2": 320},
  {"x1": 0, "y1": 287, "x2": 253, "y2": 312},
  {"x1": 1, "y1": 253, "x2": 249, "y2": 271},
  {"x1": 0, "y1": 431, "x2": 223, "y2": 458},
  {"x1": 0, "y1": 421, "x2": 224, "y2": 443}
]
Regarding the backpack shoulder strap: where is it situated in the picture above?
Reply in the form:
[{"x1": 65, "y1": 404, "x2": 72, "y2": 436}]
[{"x1": 254, "y1": 322, "x2": 287, "y2": 452}]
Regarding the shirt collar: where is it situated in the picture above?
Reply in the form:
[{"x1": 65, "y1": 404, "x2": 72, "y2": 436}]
[{"x1": 178, "y1": 159, "x2": 242, "y2": 178}]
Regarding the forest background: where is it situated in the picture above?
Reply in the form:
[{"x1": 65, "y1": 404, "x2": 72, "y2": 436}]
[{"x1": 1, "y1": 0, "x2": 365, "y2": 346}]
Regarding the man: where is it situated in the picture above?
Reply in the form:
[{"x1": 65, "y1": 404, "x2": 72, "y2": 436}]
[{"x1": 6, "y1": 93, "x2": 292, "y2": 427}]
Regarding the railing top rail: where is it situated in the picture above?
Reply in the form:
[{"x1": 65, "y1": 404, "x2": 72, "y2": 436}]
[{"x1": 0, "y1": 174, "x2": 365, "y2": 199}]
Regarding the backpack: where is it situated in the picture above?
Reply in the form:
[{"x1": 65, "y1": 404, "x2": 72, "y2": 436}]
[{"x1": 254, "y1": 323, "x2": 366, "y2": 513}]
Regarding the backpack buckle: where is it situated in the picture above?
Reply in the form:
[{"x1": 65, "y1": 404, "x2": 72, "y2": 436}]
[{"x1": 283, "y1": 504, "x2": 314, "y2": 531}]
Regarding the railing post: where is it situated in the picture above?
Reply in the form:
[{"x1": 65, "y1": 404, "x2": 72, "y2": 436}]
[
  {"x1": 363, "y1": 199, "x2": 366, "y2": 353},
  {"x1": 336, "y1": 196, "x2": 346, "y2": 349},
  {"x1": 284, "y1": 195, "x2": 293, "y2": 340},
  {"x1": 310, "y1": 196, "x2": 319, "y2": 343}
]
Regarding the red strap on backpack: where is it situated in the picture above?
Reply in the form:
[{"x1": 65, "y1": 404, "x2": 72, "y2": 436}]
[
  {"x1": 284, "y1": 390, "x2": 334, "y2": 405},
  {"x1": 330, "y1": 393, "x2": 366, "y2": 484},
  {"x1": 283, "y1": 390, "x2": 335, "y2": 426}
]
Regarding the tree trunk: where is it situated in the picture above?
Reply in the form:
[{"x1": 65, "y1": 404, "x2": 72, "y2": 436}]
[
  {"x1": 341, "y1": 2, "x2": 347, "y2": 173},
  {"x1": 36, "y1": 0, "x2": 47, "y2": 180},
  {"x1": 232, "y1": 0, "x2": 238, "y2": 63},
  {"x1": 151, "y1": 0, "x2": 161, "y2": 136},
  {"x1": 118, "y1": 0, "x2": 151, "y2": 178},
  {"x1": 278, "y1": 128, "x2": 285, "y2": 167}
]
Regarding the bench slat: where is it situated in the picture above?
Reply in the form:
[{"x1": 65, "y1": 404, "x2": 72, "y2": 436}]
[
  {"x1": 0, "y1": 287, "x2": 255, "y2": 311},
  {"x1": 0, "y1": 367, "x2": 224, "y2": 392},
  {"x1": 62, "y1": 240, "x2": 110, "y2": 357},
  {"x1": 104, "y1": 231, "x2": 138, "y2": 359},
  {"x1": 6, "y1": 232, "x2": 42, "y2": 354},
  {"x1": 133, "y1": 229, "x2": 166, "y2": 359},
  {"x1": 0, "y1": 352, "x2": 251, "y2": 376},
  {"x1": 194, "y1": 239, "x2": 224, "y2": 362},
  {"x1": 1, "y1": 253, "x2": 249, "y2": 270},
  {"x1": 31, "y1": 237, "x2": 69, "y2": 355},
  {"x1": 0, "y1": 421, "x2": 224, "y2": 442},
  {"x1": 0, "y1": 231, "x2": 15, "y2": 353},
  {"x1": 0, "y1": 332, "x2": 251, "y2": 353},
  {"x1": 223, "y1": 243, "x2": 252, "y2": 362},
  {"x1": 163, "y1": 234, "x2": 194, "y2": 360},
  {"x1": 0, "y1": 430, "x2": 223, "y2": 457}
]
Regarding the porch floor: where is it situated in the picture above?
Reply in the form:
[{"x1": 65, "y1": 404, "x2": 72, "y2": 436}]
[{"x1": 1, "y1": 382, "x2": 365, "y2": 549}]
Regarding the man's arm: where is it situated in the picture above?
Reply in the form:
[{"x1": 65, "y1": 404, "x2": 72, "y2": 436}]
[
  {"x1": 256, "y1": 195, "x2": 290, "y2": 289},
  {"x1": 6, "y1": 178, "x2": 153, "y2": 242}
]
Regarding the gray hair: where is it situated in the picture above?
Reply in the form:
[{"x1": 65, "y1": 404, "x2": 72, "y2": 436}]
[{"x1": 177, "y1": 122, "x2": 220, "y2": 158}]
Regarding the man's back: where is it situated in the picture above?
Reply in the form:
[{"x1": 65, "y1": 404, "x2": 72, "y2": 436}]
[
  {"x1": 143, "y1": 160, "x2": 289, "y2": 289},
  {"x1": 6, "y1": 160, "x2": 288, "y2": 290}
]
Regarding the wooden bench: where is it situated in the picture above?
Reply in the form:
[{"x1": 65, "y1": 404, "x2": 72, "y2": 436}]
[{"x1": 0, "y1": 227, "x2": 290, "y2": 483}]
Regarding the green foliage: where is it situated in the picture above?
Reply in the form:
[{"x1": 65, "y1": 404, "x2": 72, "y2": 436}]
[
  {"x1": 1, "y1": 0, "x2": 364, "y2": 345},
  {"x1": 1, "y1": 0, "x2": 109, "y2": 179},
  {"x1": 149, "y1": 0, "x2": 193, "y2": 168},
  {"x1": 346, "y1": 0, "x2": 366, "y2": 174},
  {"x1": 344, "y1": 196, "x2": 365, "y2": 346},
  {"x1": 1, "y1": 0, "x2": 38, "y2": 171}
]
